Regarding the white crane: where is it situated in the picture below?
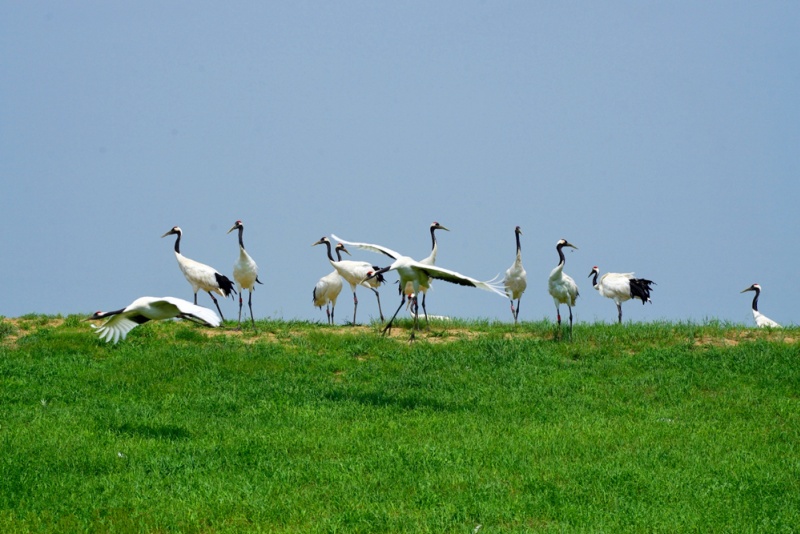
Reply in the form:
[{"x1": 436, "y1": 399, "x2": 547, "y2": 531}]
[
  {"x1": 741, "y1": 283, "x2": 781, "y2": 328},
  {"x1": 405, "y1": 221, "x2": 449, "y2": 324},
  {"x1": 312, "y1": 242, "x2": 347, "y2": 325},
  {"x1": 87, "y1": 296, "x2": 221, "y2": 344},
  {"x1": 161, "y1": 226, "x2": 236, "y2": 321},
  {"x1": 333, "y1": 233, "x2": 505, "y2": 339},
  {"x1": 227, "y1": 220, "x2": 262, "y2": 329},
  {"x1": 503, "y1": 226, "x2": 527, "y2": 324},
  {"x1": 312, "y1": 237, "x2": 386, "y2": 325},
  {"x1": 589, "y1": 266, "x2": 655, "y2": 324},
  {"x1": 548, "y1": 239, "x2": 579, "y2": 337}
]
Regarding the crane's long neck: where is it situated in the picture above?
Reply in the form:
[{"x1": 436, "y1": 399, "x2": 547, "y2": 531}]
[
  {"x1": 515, "y1": 231, "x2": 522, "y2": 261},
  {"x1": 590, "y1": 271, "x2": 598, "y2": 286},
  {"x1": 236, "y1": 226, "x2": 245, "y2": 250},
  {"x1": 335, "y1": 248, "x2": 344, "y2": 262},
  {"x1": 751, "y1": 288, "x2": 760, "y2": 312},
  {"x1": 556, "y1": 243, "x2": 567, "y2": 269},
  {"x1": 172, "y1": 232, "x2": 182, "y2": 254},
  {"x1": 322, "y1": 241, "x2": 335, "y2": 262}
]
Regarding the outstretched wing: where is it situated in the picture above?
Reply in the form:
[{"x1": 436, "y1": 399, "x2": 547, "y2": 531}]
[
  {"x1": 413, "y1": 261, "x2": 507, "y2": 298},
  {"x1": 160, "y1": 297, "x2": 221, "y2": 327},
  {"x1": 331, "y1": 234, "x2": 403, "y2": 260},
  {"x1": 93, "y1": 314, "x2": 149, "y2": 344}
]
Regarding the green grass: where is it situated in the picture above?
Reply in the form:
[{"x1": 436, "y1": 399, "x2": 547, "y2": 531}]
[{"x1": 1, "y1": 316, "x2": 799, "y2": 532}]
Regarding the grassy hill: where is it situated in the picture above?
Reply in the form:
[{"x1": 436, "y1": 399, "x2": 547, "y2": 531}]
[{"x1": 1, "y1": 316, "x2": 798, "y2": 532}]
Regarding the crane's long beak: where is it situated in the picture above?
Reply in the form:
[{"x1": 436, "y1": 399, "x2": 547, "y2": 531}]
[
  {"x1": 311, "y1": 240, "x2": 323, "y2": 246},
  {"x1": 740, "y1": 287, "x2": 753, "y2": 293},
  {"x1": 226, "y1": 225, "x2": 237, "y2": 234}
]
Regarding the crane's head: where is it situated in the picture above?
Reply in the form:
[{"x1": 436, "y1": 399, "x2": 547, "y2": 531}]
[
  {"x1": 431, "y1": 221, "x2": 450, "y2": 232},
  {"x1": 336, "y1": 243, "x2": 351, "y2": 256},
  {"x1": 161, "y1": 226, "x2": 182, "y2": 238},
  {"x1": 741, "y1": 283, "x2": 761, "y2": 294},
  {"x1": 311, "y1": 236, "x2": 330, "y2": 247},
  {"x1": 515, "y1": 226, "x2": 522, "y2": 235},
  {"x1": 588, "y1": 266, "x2": 599, "y2": 278},
  {"x1": 86, "y1": 310, "x2": 109, "y2": 321},
  {"x1": 227, "y1": 220, "x2": 243, "y2": 234},
  {"x1": 556, "y1": 238, "x2": 577, "y2": 250}
]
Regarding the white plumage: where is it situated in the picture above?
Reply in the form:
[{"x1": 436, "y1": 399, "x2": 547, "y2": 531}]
[
  {"x1": 503, "y1": 226, "x2": 527, "y2": 324},
  {"x1": 227, "y1": 220, "x2": 262, "y2": 328},
  {"x1": 87, "y1": 296, "x2": 221, "y2": 344},
  {"x1": 405, "y1": 222, "x2": 449, "y2": 323},
  {"x1": 312, "y1": 242, "x2": 346, "y2": 324},
  {"x1": 741, "y1": 283, "x2": 781, "y2": 328},
  {"x1": 312, "y1": 237, "x2": 385, "y2": 324},
  {"x1": 548, "y1": 239, "x2": 579, "y2": 337},
  {"x1": 589, "y1": 266, "x2": 655, "y2": 323},
  {"x1": 162, "y1": 226, "x2": 236, "y2": 321},
  {"x1": 332, "y1": 233, "x2": 505, "y2": 339}
]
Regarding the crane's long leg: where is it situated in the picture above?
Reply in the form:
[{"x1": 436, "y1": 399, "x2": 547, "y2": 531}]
[
  {"x1": 351, "y1": 290, "x2": 358, "y2": 326},
  {"x1": 617, "y1": 303, "x2": 623, "y2": 324},
  {"x1": 382, "y1": 293, "x2": 407, "y2": 336},
  {"x1": 248, "y1": 291, "x2": 256, "y2": 329},
  {"x1": 421, "y1": 293, "x2": 429, "y2": 329},
  {"x1": 370, "y1": 288, "x2": 384, "y2": 322},
  {"x1": 568, "y1": 305, "x2": 573, "y2": 339},
  {"x1": 237, "y1": 294, "x2": 244, "y2": 329},
  {"x1": 330, "y1": 303, "x2": 335, "y2": 325},
  {"x1": 208, "y1": 292, "x2": 226, "y2": 322},
  {"x1": 515, "y1": 298, "x2": 522, "y2": 323},
  {"x1": 510, "y1": 299, "x2": 516, "y2": 322}
]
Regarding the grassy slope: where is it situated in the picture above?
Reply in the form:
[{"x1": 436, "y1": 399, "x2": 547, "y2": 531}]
[{"x1": 1, "y1": 316, "x2": 799, "y2": 532}]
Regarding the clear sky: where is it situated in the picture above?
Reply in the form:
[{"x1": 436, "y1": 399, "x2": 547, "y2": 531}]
[{"x1": 2, "y1": 2, "x2": 798, "y2": 326}]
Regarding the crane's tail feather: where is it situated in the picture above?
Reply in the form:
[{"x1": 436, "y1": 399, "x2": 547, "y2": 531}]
[
  {"x1": 215, "y1": 273, "x2": 237, "y2": 298},
  {"x1": 630, "y1": 278, "x2": 655, "y2": 304}
]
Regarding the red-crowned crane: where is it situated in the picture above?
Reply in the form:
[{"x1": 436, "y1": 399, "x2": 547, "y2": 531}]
[
  {"x1": 312, "y1": 242, "x2": 347, "y2": 325},
  {"x1": 741, "y1": 283, "x2": 781, "y2": 328},
  {"x1": 161, "y1": 226, "x2": 236, "y2": 321},
  {"x1": 87, "y1": 296, "x2": 221, "y2": 344},
  {"x1": 312, "y1": 237, "x2": 385, "y2": 325},
  {"x1": 227, "y1": 220, "x2": 262, "y2": 329},
  {"x1": 589, "y1": 266, "x2": 655, "y2": 324},
  {"x1": 503, "y1": 226, "x2": 527, "y2": 324},
  {"x1": 405, "y1": 221, "x2": 449, "y2": 324},
  {"x1": 548, "y1": 239, "x2": 579, "y2": 338},
  {"x1": 333, "y1": 234, "x2": 505, "y2": 340}
]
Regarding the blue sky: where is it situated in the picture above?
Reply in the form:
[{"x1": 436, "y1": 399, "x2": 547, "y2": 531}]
[{"x1": 2, "y1": 2, "x2": 798, "y2": 326}]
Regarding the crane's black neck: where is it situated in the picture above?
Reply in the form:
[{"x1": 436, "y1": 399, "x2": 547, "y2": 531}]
[
  {"x1": 321, "y1": 240, "x2": 335, "y2": 262},
  {"x1": 335, "y1": 247, "x2": 344, "y2": 262},
  {"x1": 751, "y1": 288, "x2": 760, "y2": 312},
  {"x1": 515, "y1": 230, "x2": 522, "y2": 255},
  {"x1": 430, "y1": 226, "x2": 439, "y2": 252},
  {"x1": 556, "y1": 243, "x2": 567, "y2": 268},
  {"x1": 172, "y1": 232, "x2": 182, "y2": 254},
  {"x1": 236, "y1": 226, "x2": 245, "y2": 249},
  {"x1": 590, "y1": 271, "x2": 598, "y2": 286}
]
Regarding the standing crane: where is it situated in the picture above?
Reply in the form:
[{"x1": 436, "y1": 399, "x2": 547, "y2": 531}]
[
  {"x1": 227, "y1": 220, "x2": 262, "y2": 329},
  {"x1": 405, "y1": 221, "x2": 449, "y2": 324},
  {"x1": 548, "y1": 239, "x2": 579, "y2": 338},
  {"x1": 87, "y1": 296, "x2": 221, "y2": 344},
  {"x1": 589, "y1": 266, "x2": 655, "y2": 323},
  {"x1": 312, "y1": 242, "x2": 347, "y2": 325},
  {"x1": 161, "y1": 226, "x2": 236, "y2": 321},
  {"x1": 312, "y1": 237, "x2": 386, "y2": 325},
  {"x1": 741, "y1": 283, "x2": 781, "y2": 328},
  {"x1": 334, "y1": 234, "x2": 505, "y2": 339},
  {"x1": 503, "y1": 226, "x2": 527, "y2": 324}
]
